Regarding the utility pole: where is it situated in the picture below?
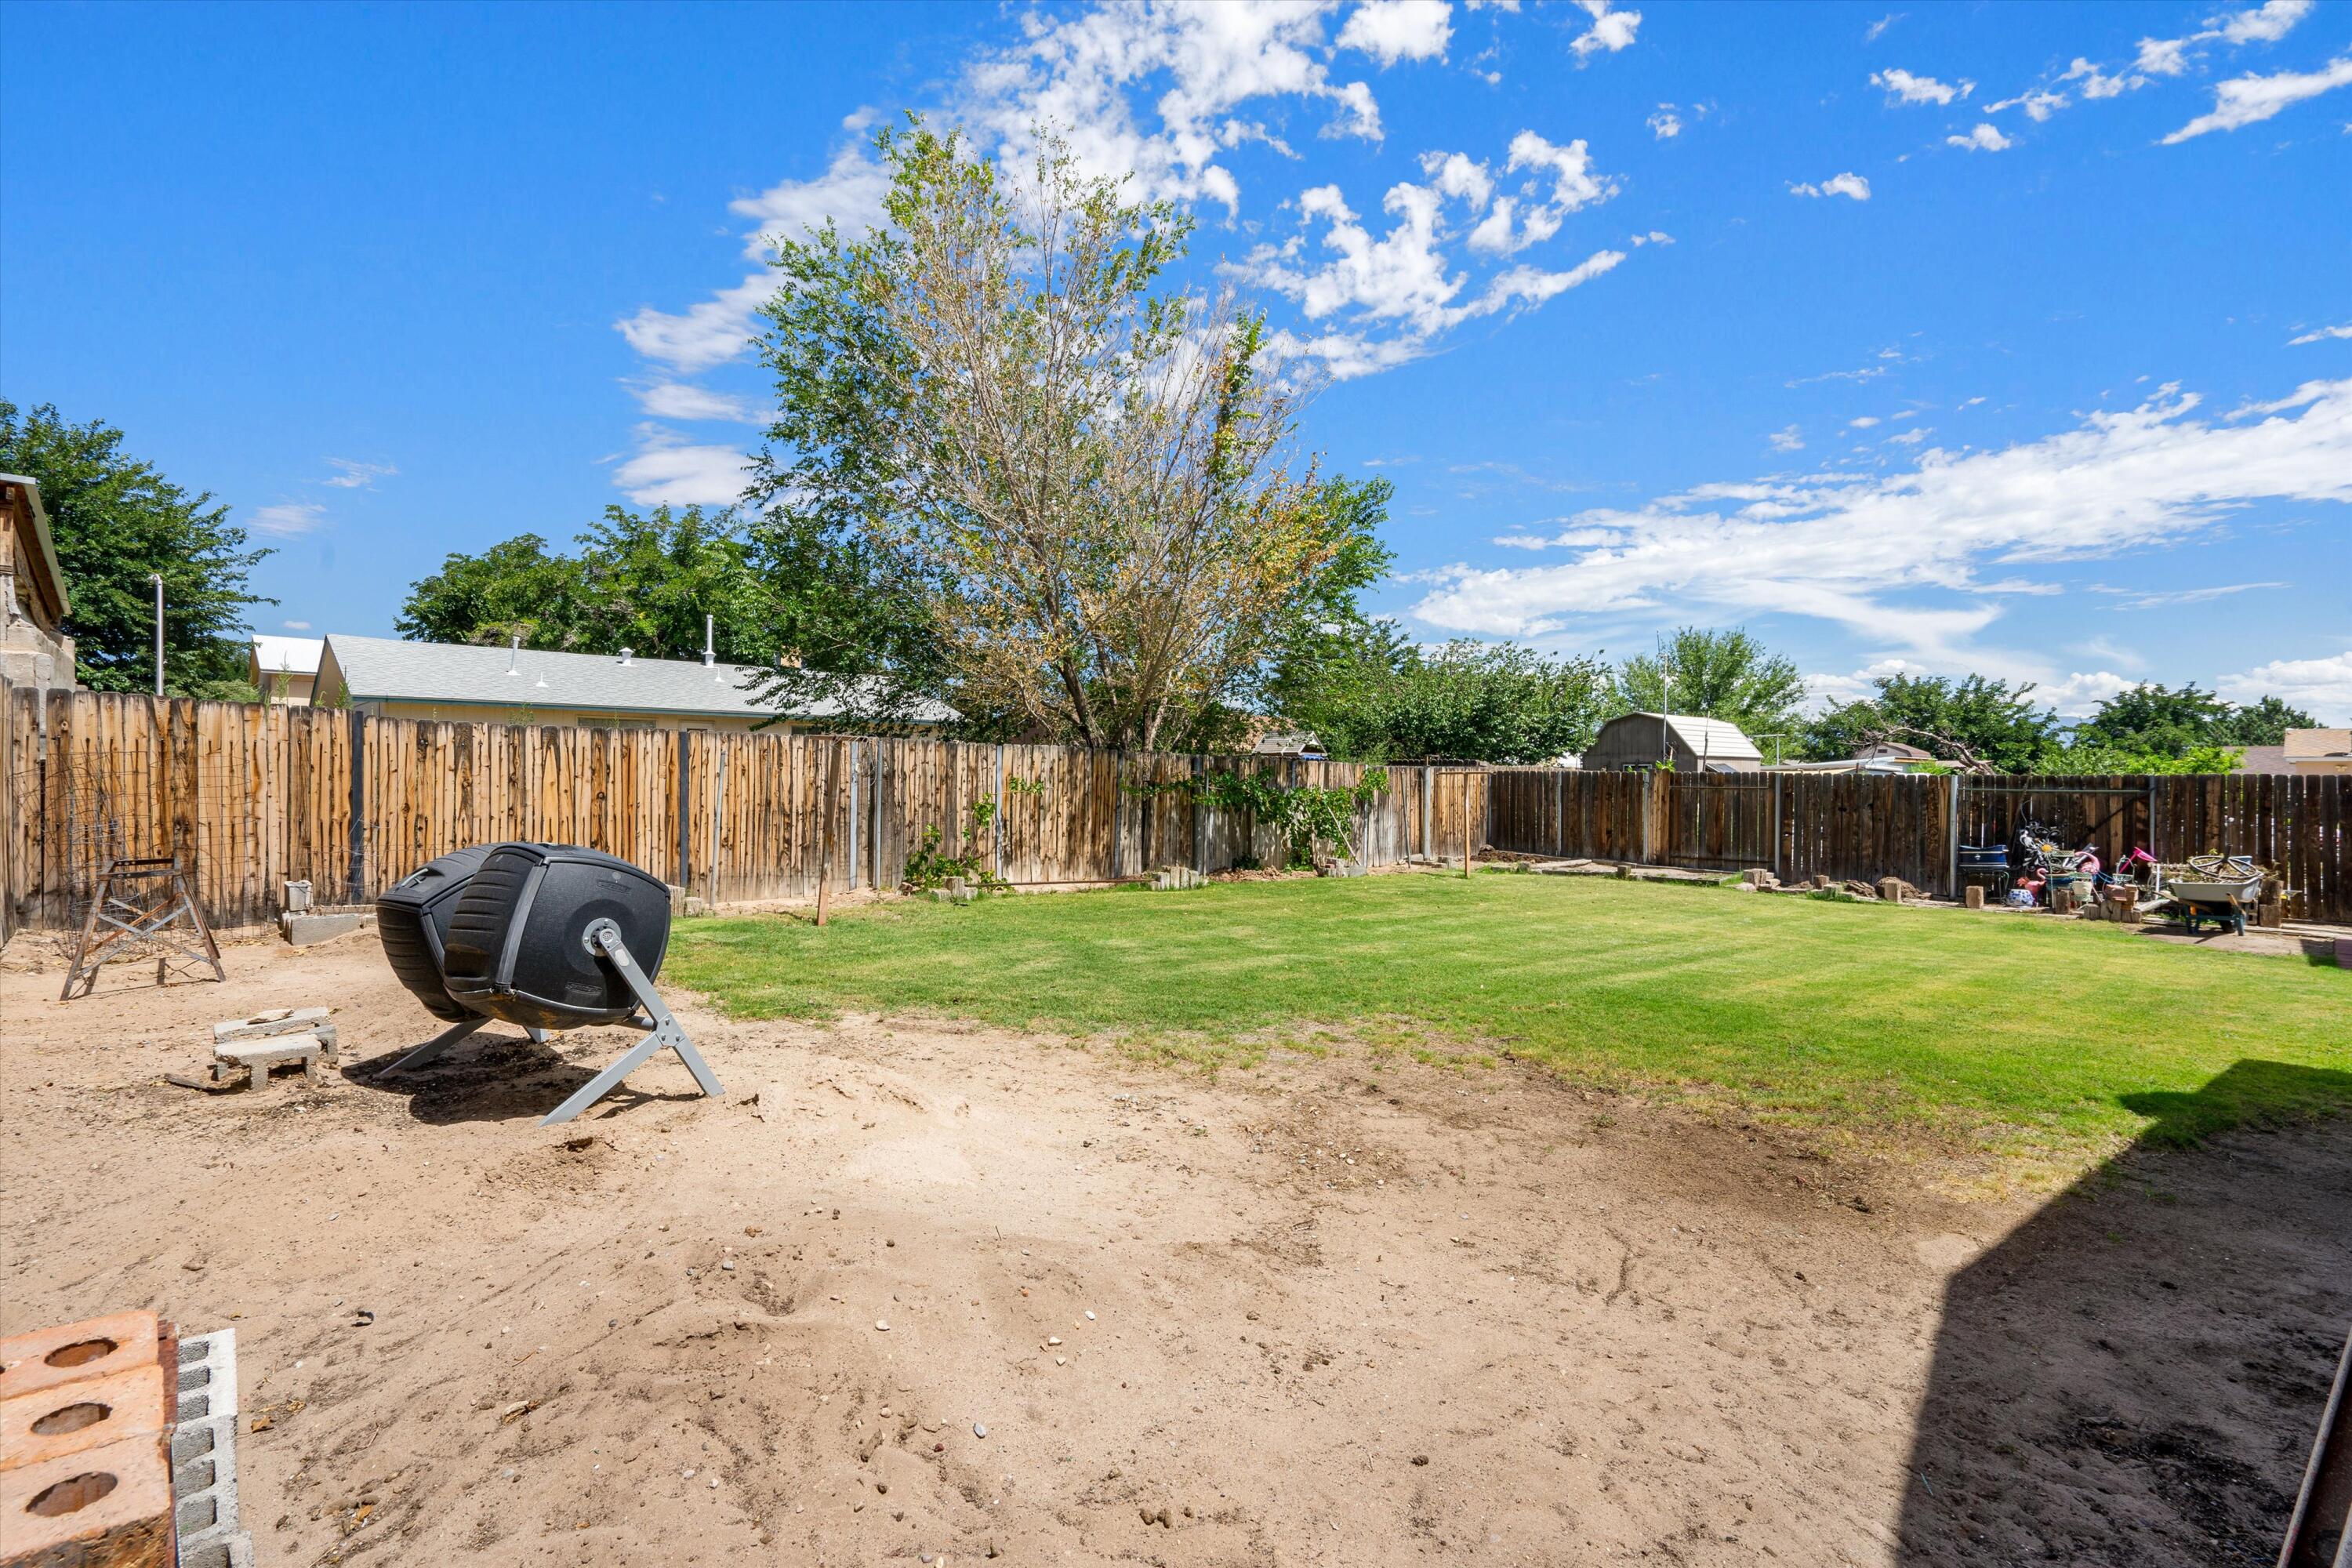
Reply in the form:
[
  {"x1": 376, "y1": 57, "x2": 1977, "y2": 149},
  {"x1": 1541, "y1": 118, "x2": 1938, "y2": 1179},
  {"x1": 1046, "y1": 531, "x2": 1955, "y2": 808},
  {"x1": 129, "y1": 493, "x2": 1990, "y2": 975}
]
[{"x1": 151, "y1": 574, "x2": 165, "y2": 696}]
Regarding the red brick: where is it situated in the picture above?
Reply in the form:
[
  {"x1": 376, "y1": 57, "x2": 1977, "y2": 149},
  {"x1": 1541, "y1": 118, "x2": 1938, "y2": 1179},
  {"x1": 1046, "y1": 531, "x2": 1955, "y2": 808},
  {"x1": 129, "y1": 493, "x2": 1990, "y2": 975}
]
[
  {"x1": 0, "y1": 1430, "x2": 172, "y2": 1568},
  {"x1": 0, "y1": 1314, "x2": 161, "y2": 1406},
  {"x1": 1, "y1": 1363, "x2": 169, "y2": 1472}
]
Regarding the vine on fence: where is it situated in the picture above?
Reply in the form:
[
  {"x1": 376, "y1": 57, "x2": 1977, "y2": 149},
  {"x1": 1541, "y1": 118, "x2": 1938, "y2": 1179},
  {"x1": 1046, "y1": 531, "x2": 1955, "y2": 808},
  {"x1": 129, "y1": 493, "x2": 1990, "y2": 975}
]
[
  {"x1": 902, "y1": 797, "x2": 1004, "y2": 893},
  {"x1": 1120, "y1": 767, "x2": 1391, "y2": 869}
]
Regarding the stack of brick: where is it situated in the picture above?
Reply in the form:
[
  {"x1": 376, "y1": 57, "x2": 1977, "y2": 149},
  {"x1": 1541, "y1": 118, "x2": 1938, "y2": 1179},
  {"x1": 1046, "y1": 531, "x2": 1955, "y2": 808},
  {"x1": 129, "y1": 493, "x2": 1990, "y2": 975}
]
[
  {"x1": 0, "y1": 1312, "x2": 251, "y2": 1568},
  {"x1": 1, "y1": 1310, "x2": 177, "y2": 1567}
]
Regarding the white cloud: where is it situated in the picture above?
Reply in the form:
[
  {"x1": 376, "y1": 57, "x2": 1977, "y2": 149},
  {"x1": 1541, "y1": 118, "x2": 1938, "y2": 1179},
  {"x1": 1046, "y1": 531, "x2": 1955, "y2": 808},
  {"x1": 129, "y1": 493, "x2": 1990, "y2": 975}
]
[
  {"x1": 730, "y1": 140, "x2": 891, "y2": 248},
  {"x1": 1628, "y1": 230, "x2": 1672, "y2": 245},
  {"x1": 282, "y1": 619, "x2": 312, "y2": 631},
  {"x1": 1769, "y1": 426, "x2": 1805, "y2": 452},
  {"x1": 632, "y1": 382, "x2": 761, "y2": 423},
  {"x1": 1947, "y1": 122, "x2": 2015, "y2": 151},
  {"x1": 1886, "y1": 427, "x2": 1929, "y2": 445},
  {"x1": 1987, "y1": 88, "x2": 2068, "y2": 122},
  {"x1": 2218, "y1": 648, "x2": 2352, "y2": 723},
  {"x1": 1871, "y1": 67, "x2": 1972, "y2": 106},
  {"x1": 1646, "y1": 105, "x2": 1682, "y2": 139},
  {"x1": 1403, "y1": 378, "x2": 2352, "y2": 669},
  {"x1": 249, "y1": 502, "x2": 327, "y2": 537},
  {"x1": 1231, "y1": 127, "x2": 1627, "y2": 376},
  {"x1": 1849, "y1": 416, "x2": 1882, "y2": 429},
  {"x1": 2215, "y1": 0, "x2": 2315, "y2": 45},
  {"x1": 1789, "y1": 172, "x2": 1871, "y2": 201},
  {"x1": 318, "y1": 459, "x2": 395, "y2": 489},
  {"x1": 2061, "y1": 56, "x2": 2142, "y2": 100},
  {"x1": 2037, "y1": 670, "x2": 2136, "y2": 717},
  {"x1": 2164, "y1": 55, "x2": 2352, "y2": 142},
  {"x1": 1865, "y1": 13, "x2": 1901, "y2": 43},
  {"x1": 2101, "y1": 580, "x2": 2285, "y2": 609},
  {"x1": 1338, "y1": 0, "x2": 1454, "y2": 65},
  {"x1": 616, "y1": 273, "x2": 772, "y2": 375},
  {"x1": 1568, "y1": 0, "x2": 1640, "y2": 61},
  {"x1": 2291, "y1": 323, "x2": 2352, "y2": 344},
  {"x1": 612, "y1": 426, "x2": 753, "y2": 507}
]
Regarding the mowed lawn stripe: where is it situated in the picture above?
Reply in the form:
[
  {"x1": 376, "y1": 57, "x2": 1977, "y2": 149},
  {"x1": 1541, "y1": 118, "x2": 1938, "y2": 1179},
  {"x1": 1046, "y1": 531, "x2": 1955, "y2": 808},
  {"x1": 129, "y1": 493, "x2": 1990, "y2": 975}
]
[{"x1": 670, "y1": 873, "x2": 2352, "y2": 1155}]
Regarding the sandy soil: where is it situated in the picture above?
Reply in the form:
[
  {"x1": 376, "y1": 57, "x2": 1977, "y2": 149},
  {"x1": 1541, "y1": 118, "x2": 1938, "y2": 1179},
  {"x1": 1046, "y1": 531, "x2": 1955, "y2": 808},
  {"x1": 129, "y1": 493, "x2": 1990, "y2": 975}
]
[{"x1": 3, "y1": 931, "x2": 2344, "y2": 1566}]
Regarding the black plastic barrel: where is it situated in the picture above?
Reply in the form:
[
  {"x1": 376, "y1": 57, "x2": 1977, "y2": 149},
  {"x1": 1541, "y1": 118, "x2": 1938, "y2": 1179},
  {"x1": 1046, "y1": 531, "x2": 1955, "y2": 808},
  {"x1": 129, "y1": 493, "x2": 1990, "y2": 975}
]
[
  {"x1": 375, "y1": 844, "x2": 506, "y2": 1022},
  {"x1": 440, "y1": 844, "x2": 673, "y2": 1031}
]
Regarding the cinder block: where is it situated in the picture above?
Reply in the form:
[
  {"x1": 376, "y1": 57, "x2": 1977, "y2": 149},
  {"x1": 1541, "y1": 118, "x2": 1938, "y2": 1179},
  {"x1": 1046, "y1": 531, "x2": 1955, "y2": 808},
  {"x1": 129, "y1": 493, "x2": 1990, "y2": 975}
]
[
  {"x1": 0, "y1": 1429, "x2": 174, "y2": 1568},
  {"x1": 212, "y1": 1008, "x2": 329, "y2": 1044},
  {"x1": 1, "y1": 1361, "x2": 168, "y2": 1471},
  {"x1": 0, "y1": 1312, "x2": 162, "y2": 1406},
  {"x1": 1876, "y1": 877, "x2": 1907, "y2": 905},
  {"x1": 1740, "y1": 867, "x2": 1776, "y2": 887},
  {"x1": 279, "y1": 910, "x2": 366, "y2": 946},
  {"x1": 1963, "y1": 886, "x2": 1986, "y2": 909},
  {"x1": 170, "y1": 1328, "x2": 250, "y2": 1568}
]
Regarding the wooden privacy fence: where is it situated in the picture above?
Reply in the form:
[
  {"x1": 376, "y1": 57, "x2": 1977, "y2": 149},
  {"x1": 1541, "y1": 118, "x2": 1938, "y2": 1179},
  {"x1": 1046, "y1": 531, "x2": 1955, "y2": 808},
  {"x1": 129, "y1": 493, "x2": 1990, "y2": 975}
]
[
  {"x1": 1486, "y1": 767, "x2": 2349, "y2": 921},
  {"x1": 6, "y1": 686, "x2": 2345, "y2": 935},
  {"x1": 2, "y1": 687, "x2": 1453, "y2": 935}
]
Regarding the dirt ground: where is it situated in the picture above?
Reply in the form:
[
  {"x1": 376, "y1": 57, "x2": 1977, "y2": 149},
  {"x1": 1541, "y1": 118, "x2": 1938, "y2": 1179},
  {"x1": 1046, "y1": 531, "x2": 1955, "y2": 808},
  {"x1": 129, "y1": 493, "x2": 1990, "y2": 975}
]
[{"x1": 3, "y1": 931, "x2": 2345, "y2": 1566}]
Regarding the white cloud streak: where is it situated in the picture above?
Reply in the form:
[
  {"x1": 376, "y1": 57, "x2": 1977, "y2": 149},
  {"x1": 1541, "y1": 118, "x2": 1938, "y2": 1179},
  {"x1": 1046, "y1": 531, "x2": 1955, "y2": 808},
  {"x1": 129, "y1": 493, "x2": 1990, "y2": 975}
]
[
  {"x1": 318, "y1": 459, "x2": 396, "y2": 489},
  {"x1": 1568, "y1": 0, "x2": 1640, "y2": 61},
  {"x1": 2164, "y1": 54, "x2": 2352, "y2": 141},
  {"x1": 249, "y1": 502, "x2": 327, "y2": 537},
  {"x1": 2290, "y1": 323, "x2": 2352, "y2": 345},
  {"x1": 1405, "y1": 379, "x2": 2352, "y2": 667},
  {"x1": 1337, "y1": 0, "x2": 1454, "y2": 64},
  {"x1": 613, "y1": 426, "x2": 753, "y2": 507},
  {"x1": 1946, "y1": 122, "x2": 2015, "y2": 151},
  {"x1": 1871, "y1": 67, "x2": 1972, "y2": 105},
  {"x1": 2219, "y1": 648, "x2": 2352, "y2": 723}
]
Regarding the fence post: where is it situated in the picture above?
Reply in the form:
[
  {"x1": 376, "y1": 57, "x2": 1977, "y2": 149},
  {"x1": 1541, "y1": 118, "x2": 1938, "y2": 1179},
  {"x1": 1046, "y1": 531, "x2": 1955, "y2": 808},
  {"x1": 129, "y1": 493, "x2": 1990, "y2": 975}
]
[
  {"x1": 345, "y1": 707, "x2": 368, "y2": 903},
  {"x1": 1947, "y1": 775, "x2": 1962, "y2": 898},
  {"x1": 994, "y1": 742, "x2": 1006, "y2": 883},
  {"x1": 1193, "y1": 754, "x2": 1207, "y2": 874},
  {"x1": 1421, "y1": 767, "x2": 1432, "y2": 860},
  {"x1": 673, "y1": 730, "x2": 693, "y2": 893},
  {"x1": 848, "y1": 740, "x2": 861, "y2": 891}
]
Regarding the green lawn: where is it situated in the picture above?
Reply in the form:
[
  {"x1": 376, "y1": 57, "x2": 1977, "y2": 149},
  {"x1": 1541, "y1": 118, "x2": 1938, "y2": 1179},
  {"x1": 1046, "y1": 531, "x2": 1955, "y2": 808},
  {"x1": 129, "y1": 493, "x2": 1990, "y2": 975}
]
[{"x1": 670, "y1": 872, "x2": 2352, "y2": 1161}]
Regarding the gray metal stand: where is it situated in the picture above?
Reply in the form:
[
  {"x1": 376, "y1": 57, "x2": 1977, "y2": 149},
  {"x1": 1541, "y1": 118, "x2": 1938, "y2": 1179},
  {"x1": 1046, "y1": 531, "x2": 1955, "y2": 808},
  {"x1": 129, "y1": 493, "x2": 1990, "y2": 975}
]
[
  {"x1": 388, "y1": 1015, "x2": 547, "y2": 1076},
  {"x1": 537, "y1": 921, "x2": 721, "y2": 1127}
]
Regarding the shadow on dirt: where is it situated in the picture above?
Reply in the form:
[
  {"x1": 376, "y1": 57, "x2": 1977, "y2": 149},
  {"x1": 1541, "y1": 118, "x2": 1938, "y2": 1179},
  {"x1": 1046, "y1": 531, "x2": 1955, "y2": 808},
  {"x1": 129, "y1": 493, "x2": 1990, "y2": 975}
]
[
  {"x1": 1897, "y1": 1060, "x2": 2352, "y2": 1566},
  {"x1": 342, "y1": 1028, "x2": 699, "y2": 1124}
]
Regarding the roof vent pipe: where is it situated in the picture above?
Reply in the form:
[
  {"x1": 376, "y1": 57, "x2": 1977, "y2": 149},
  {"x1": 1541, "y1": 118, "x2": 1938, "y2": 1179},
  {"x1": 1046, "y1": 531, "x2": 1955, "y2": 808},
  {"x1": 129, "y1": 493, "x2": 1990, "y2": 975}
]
[
  {"x1": 508, "y1": 633, "x2": 521, "y2": 676},
  {"x1": 702, "y1": 614, "x2": 715, "y2": 669},
  {"x1": 619, "y1": 647, "x2": 633, "y2": 665}
]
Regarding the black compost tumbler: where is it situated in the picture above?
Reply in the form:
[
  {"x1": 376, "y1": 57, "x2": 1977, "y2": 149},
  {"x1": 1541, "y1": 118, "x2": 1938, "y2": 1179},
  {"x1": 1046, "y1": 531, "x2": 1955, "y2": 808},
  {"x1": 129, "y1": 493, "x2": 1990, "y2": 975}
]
[
  {"x1": 375, "y1": 843, "x2": 506, "y2": 1022},
  {"x1": 439, "y1": 843, "x2": 675, "y2": 1032}
]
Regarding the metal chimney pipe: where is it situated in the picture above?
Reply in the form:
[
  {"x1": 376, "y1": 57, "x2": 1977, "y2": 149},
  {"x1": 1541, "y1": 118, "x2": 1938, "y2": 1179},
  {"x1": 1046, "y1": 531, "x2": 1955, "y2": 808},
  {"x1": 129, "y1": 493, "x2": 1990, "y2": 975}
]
[
  {"x1": 508, "y1": 633, "x2": 521, "y2": 675},
  {"x1": 619, "y1": 648, "x2": 633, "y2": 665},
  {"x1": 703, "y1": 614, "x2": 715, "y2": 669}
]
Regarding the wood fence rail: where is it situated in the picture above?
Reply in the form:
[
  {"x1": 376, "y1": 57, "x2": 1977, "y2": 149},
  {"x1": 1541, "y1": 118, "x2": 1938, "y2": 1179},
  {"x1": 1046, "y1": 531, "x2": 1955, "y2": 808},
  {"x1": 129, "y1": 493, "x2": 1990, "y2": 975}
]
[{"x1": 5, "y1": 686, "x2": 2344, "y2": 936}]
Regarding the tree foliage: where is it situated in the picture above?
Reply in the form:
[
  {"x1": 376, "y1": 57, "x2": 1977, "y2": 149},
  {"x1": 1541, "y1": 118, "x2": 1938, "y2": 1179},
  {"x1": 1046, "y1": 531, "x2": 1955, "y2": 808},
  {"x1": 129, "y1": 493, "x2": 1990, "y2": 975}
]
[
  {"x1": 752, "y1": 119, "x2": 1359, "y2": 749},
  {"x1": 1290, "y1": 638, "x2": 1613, "y2": 763},
  {"x1": 1803, "y1": 673, "x2": 2063, "y2": 773},
  {"x1": 2074, "y1": 682, "x2": 2317, "y2": 759},
  {"x1": 2218, "y1": 695, "x2": 2319, "y2": 748},
  {"x1": 1614, "y1": 627, "x2": 1806, "y2": 750},
  {"x1": 0, "y1": 399, "x2": 269, "y2": 695}
]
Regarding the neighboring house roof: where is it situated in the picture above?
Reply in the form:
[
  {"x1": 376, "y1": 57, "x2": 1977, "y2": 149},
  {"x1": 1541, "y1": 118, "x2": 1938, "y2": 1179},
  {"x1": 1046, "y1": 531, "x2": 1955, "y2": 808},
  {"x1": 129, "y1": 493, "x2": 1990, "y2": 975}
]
[
  {"x1": 0, "y1": 473, "x2": 71, "y2": 619},
  {"x1": 1599, "y1": 712, "x2": 1764, "y2": 764},
  {"x1": 2283, "y1": 728, "x2": 2352, "y2": 761},
  {"x1": 317, "y1": 633, "x2": 956, "y2": 724},
  {"x1": 2235, "y1": 746, "x2": 2292, "y2": 775},
  {"x1": 1250, "y1": 729, "x2": 1323, "y2": 755},
  {"x1": 252, "y1": 634, "x2": 324, "y2": 677},
  {"x1": 1856, "y1": 741, "x2": 1936, "y2": 761}
]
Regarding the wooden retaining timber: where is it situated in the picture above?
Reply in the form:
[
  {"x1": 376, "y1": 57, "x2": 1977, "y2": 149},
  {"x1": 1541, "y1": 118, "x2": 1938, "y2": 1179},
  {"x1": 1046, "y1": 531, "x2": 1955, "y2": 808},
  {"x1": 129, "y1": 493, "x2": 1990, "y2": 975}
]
[{"x1": 5, "y1": 684, "x2": 2345, "y2": 930}]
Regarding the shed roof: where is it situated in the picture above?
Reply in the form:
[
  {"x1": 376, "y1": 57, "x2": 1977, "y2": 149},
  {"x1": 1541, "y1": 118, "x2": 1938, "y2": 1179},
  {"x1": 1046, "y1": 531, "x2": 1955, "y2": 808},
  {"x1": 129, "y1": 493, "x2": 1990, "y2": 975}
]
[
  {"x1": 252, "y1": 635, "x2": 324, "y2": 677},
  {"x1": 1599, "y1": 711, "x2": 1763, "y2": 763},
  {"x1": 319, "y1": 634, "x2": 956, "y2": 724},
  {"x1": 0, "y1": 473, "x2": 70, "y2": 619}
]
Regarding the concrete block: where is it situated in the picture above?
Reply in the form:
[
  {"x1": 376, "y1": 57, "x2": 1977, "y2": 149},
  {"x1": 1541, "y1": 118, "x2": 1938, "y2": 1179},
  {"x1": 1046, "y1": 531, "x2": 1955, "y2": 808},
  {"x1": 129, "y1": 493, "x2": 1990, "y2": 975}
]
[
  {"x1": 682, "y1": 896, "x2": 712, "y2": 916},
  {"x1": 170, "y1": 1330, "x2": 249, "y2": 1568},
  {"x1": 1740, "y1": 868, "x2": 1777, "y2": 887},
  {"x1": 212, "y1": 1030, "x2": 334, "y2": 1090},
  {"x1": 0, "y1": 1312, "x2": 163, "y2": 1406},
  {"x1": 1, "y1": 1362, "x2": 168, "y2": 1472},
  {"x1": 2259, "y1": 901, "x2": 2284, "y2": 930},
  {"x1": 279, "y1": 910, "x2": 365, "y2": 946},
  {"x1": 1963, "y1": 886, "x2": 1986, "y2": 910},
  {"x1": 0, "y1": 1430, "x2": 173, "y2": 1568},
  {"x1": 1875, "y1": 877, "x2": 1907, "y2": 905},
  {"x1": 212, "y1": 1008, "x2": 329, "y2": 1045}
]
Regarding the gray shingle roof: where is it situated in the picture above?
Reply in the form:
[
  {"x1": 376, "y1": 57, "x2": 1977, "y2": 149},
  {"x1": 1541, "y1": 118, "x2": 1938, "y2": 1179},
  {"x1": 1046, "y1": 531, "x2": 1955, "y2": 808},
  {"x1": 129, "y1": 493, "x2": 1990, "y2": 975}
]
[{"x1": 320, "y1": 634, "x2": 954, "y2": 724}]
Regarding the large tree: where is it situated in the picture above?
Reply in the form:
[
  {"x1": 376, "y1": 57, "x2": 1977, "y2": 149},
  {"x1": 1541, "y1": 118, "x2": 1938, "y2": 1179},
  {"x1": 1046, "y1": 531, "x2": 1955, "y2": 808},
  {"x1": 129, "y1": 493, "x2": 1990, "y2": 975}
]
[
  {"x1": 2219, "y1": 695, "x2": 2319, "y2": 748},
  {"x1": 1614, "y1": 627, "x2": 1806, "y2": 753},
  {"x1": 752, "y1": 120, "x2": 1358, "y2": 749},
  {"x1": 1804, "y1": 673, "x2": 2063, "y2": 773},
  {"x1": 2073, "y1": 682, "x2": 2235, "y2": 760},
  {"x1": 0, "y1": 400, "x2": 270, "y2": 695}
]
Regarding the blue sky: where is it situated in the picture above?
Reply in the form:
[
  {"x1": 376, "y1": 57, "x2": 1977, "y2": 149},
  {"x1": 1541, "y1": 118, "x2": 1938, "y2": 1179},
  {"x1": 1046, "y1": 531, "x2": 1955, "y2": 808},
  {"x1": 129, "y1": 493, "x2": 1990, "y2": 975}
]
[{"x1": 5, "y1": 0, "x2": 2347, "y2": 719}]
